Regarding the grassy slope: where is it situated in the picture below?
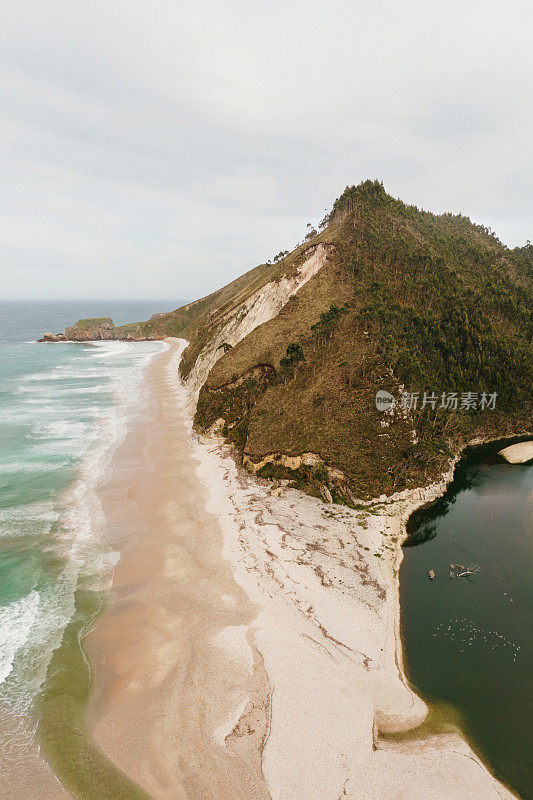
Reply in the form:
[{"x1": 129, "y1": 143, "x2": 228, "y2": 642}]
[
  {"x1": 66, "y1": 231, "x2": 323, "y2": 348},
  {"x1": 112, "y1": 254, "x2": 309, "y2": 358},
  {"x1": 195, "y1": 181, "x2": 532, "y2": 500},
  {"x1": 72, "y1": 317, "x2": 113, "y2": 328},
  {"x1": 64, "y1": 181, "x2": 531, "y2": 501}
]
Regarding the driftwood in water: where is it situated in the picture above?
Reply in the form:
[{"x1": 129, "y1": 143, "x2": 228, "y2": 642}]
[{"x1": 449, "y1": 563, "x2": 481, "y2": 579}]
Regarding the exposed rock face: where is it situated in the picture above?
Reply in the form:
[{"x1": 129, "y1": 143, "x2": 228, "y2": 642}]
[
  {"x1": 184, "y1": 243, "x2": 335, "y2": 402},
  {"x1": 37, "y1": 180, "x2": 532, "y2": 501},
  {"x1": 242, "y1": 450, "x2": 358, "y2": 505},
  {"x1": 38, "y1": 318, "x2": 163, "y2": 342},
  {"x1": 65, "y1": 318, "x2": 116, "y2": 341}
]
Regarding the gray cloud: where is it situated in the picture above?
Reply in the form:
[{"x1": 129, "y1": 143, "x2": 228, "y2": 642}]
[{"x1": 1, "y1": 0, "x2": 531, "y2": 300}]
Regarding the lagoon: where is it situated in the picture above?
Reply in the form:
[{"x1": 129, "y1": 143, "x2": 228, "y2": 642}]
[{"x1": 401, "y1": 440, "x2": 533, "y2": 800}]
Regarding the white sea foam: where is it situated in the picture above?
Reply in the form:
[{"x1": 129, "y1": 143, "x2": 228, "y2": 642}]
[
  {"x1": 0, "y1": 407, "x2": 102, "y2": 427},
  {"x1": 0, "y1": 502, "x2": 57, "y2": 523},
  {"x1": 0, "y1": 461, "x2": 72, "y2": 473},
  {"x1": 0, "y1": 592, "x2": 40, "y2": 685},
  {"x1": 30, "y1": 419, "x2": 89, "y2": 440},
  {"x1": 89, "y1": 341, "x2": 132, "y2": 359},
  {"x1": 22, "y1": 367, "x2": 108, "y2": 381},
  {"x1": 0, "y1": 501, "x2": 59, "y2": 540},
  {"x1": 1, "y1": 572, "x2": 78, "y2": 712},
  {"x1": 17, "y1": 384, "x2": 109, "y2": 397},
  {"x1": 27, "y1": 419, "x2": 94, "y2": 460},
  {"x1": 0, "y1": 340, "x2": 168, "y2": 707}
]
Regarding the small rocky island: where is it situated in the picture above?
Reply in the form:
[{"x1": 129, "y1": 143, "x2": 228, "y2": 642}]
[
  {"x1": 39, "y1": 181, "x2": 533, "y2": 500},
  {"x1": 39, "y1": 317, "x2": 163, "y2": 342},
  {"x1": 32, "y1": 180, "x2": 532, "y2": 800}
]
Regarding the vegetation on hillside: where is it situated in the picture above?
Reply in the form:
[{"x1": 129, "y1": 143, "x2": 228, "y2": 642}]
[
  {"x1": 58, "y1": 181, "x2": 531, "y2": 502},
  {"x1": 195, "y1": 180, "x2": 532, "y2": 500}
]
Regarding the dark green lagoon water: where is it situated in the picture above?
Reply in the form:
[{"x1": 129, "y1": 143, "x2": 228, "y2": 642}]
[{"x1": 401, "y1": 439, "x2": 533, "y2": 800}]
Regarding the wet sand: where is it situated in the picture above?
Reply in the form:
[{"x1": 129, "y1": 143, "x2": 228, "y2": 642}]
[
  {"x1": 83, "y1": 339, "x2": 517, "y2": 800},
  {"x1": 0, "y1": 707, "x2": 71, "y2": 800},
  {"x1": 86, "y1": 341, "x2": 270, "y2": 800}
]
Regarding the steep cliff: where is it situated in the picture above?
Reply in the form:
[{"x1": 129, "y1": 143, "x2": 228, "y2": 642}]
[
  {"x1": 40, "y1": 180, "x2": 532, "y2": 501},
  {"x1": 192, "y1": 181, "x2": 532, "y2": 499}
]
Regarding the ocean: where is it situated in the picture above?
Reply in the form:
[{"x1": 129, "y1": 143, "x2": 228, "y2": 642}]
[{"x1": 0, "y1": 301, "x2": 178, "y2": 796}]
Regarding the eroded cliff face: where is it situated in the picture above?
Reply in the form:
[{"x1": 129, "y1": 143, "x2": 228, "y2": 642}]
[
  {"x1": 183, "y1": 243, "x2": 335, "y2": 402},
  {"x1": 38, "y1": 180, "x2": 532, "y2": 503},
  {"x1": 191, "y1": 181, "x2": 532, "y2": 501},
  {"x1": 38, "y1": 244, "x2": 333, "y2": 348}
]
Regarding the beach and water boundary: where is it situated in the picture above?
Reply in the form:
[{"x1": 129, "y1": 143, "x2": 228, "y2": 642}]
[
  {"x1": 400, "y1": 439, "x2": 533, "y2": 800},
  {"x1": 0, "y1": 302, "x2": 173, "y2": 799},
  {"x1": 36, "y1": 340, "x2": 520, "y2": 800},
  {"x1": 1, "y1": 330, "x2": 527, "y2": 799}
]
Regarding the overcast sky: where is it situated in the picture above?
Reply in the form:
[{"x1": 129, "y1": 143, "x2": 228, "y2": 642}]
[{"x1": 1, "y1": 0, "x2": 531, "y2": 302}]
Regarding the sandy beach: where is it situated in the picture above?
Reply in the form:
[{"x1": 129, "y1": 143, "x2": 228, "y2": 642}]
[
  {"x1": 0, "y1": 707, "x2": 71, "y2": 800},
  {"x1": 86, "y1": 340, "x2": 270, "y2": 800},
  {"x1": 86, "y1": 339, "x2": 517, "y2": 800}
]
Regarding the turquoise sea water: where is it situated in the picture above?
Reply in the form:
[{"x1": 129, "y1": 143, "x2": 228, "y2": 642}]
[{"x1": 0, "y1": 302, "x2": 175, "y2": 738}]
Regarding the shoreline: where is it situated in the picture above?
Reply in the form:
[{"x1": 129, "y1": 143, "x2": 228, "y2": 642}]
[
  {"x1": 85, "y1": 339, "x2": 270, "y2": 800},
  {"x1": 83, "y1": 339, "x2": 518, "y2": 799},
  {"x1": 396, "y1": 434, "x2": 533, "y2": 800}
]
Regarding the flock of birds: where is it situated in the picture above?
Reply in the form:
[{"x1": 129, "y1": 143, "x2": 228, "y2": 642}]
[{"x1": 432, "y1": 618, "x2": 522, "y2": 662}]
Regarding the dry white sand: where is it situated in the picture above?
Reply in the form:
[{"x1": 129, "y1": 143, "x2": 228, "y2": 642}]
[
  {"x1": 86, "y1": 340, "x2": 270, "y2": 800},
  {"x1": 87, "y1": 339, "x2": 517, "y2": 800},
  {"x1": 499, "y1": 441, "x2": 533, "y2": 464}
]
